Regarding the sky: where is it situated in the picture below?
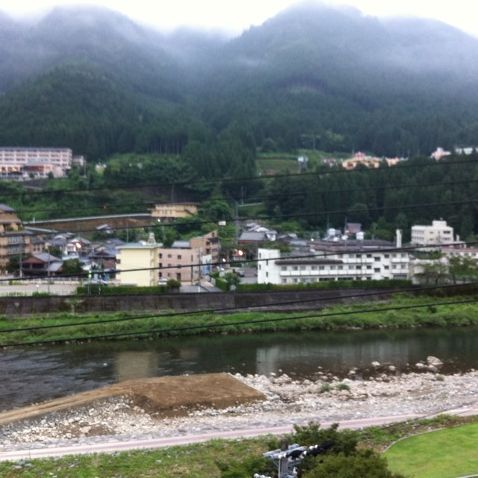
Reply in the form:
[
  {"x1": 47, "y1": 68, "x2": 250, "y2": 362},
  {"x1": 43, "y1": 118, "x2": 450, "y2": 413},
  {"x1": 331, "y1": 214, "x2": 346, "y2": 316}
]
[{"x1": 1, "y1": 0, "x2": 478, "y2": 36}]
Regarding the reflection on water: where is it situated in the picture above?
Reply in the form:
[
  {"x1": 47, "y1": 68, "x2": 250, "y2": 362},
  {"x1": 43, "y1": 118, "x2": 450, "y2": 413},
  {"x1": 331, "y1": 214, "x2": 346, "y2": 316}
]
[
  {"x1": 115, "y1": 352, "x2": 159, "y2": 382},
  {"x1": 2, "y1": 327, "x2": 478, "y2": 410}
]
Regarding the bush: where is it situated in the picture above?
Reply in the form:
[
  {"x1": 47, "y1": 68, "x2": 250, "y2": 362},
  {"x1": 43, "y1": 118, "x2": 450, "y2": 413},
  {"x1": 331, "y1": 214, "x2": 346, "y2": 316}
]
[
  {"x1": 291, "y1": 423, "x2": 358, "y2": 455},
  {"x1": 319, "y1": 383, "x2": 332, "y2": 393},
  {"x1": 237, "y1": 279, "x2": 412, "y2": 293},
  {"x1": 214, "y1": 277, "x2": 229, "y2": 292},
  {"x1": 76, "y1": 285, "x2": 170, "y2": 295},
  {"x1": 166, "y1": 278, "x2": 181, "y2": 290},
  {"x1": 336, "y1": 383, "x2": 351, "y2": 391},
  {"x1": 303, "y1": 450, "x2": 405, "y2": 477}
]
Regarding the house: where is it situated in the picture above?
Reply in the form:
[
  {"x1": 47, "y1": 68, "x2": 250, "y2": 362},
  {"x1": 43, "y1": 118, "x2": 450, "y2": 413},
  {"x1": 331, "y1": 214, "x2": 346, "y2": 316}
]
[
  {"x1": 190, "y1": 230, "x2": 220, "y2": 265},
  {"x1": 342, "y1": 152, "x2": 404, "y2": 170},
  {"x1": 239, "y1": 223, "x2": 278, "y2": 244},
  {"x1": 22, "y1": 253, "x2": 63, "y2": 277},
  {"x1": 430, "y1": 148, "x2": 451, "y2": 161},
  {"x1": 151, "y1": 203, "x2": 198, "y2": 221},
  {"x1": 0, "y1": 204, "x2": 33, "y2": 273},
  {"x1": 345, "y1": 222, "x2": 362, "y2": 236}
]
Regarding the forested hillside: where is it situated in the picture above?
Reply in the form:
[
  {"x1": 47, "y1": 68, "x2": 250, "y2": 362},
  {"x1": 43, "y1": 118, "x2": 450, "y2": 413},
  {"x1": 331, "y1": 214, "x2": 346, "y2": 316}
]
[{"x1": 0, "y1": 3, "x2": 478, "y2": 161}]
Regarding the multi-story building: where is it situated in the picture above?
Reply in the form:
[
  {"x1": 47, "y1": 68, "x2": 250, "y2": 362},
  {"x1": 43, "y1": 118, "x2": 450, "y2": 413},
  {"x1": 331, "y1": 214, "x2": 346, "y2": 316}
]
[
  {"x1": 0, "y1": 147, "x2": 75, "y2": 179},
  {"x1": 117, "y1": 239, "x2": 161, "y2": 287},
  {"x1": 411, "y1": 220, "x2": 455, "y2": 246},
  {"x1": 257, "y1": 237, "x2": 410, "y2": 285},
  {"x1": 0, "y1": 204, "x2": 33, "y2": 272},
  {"x1": 158, "y1": 242, "x2": 201, "y2": 284}
]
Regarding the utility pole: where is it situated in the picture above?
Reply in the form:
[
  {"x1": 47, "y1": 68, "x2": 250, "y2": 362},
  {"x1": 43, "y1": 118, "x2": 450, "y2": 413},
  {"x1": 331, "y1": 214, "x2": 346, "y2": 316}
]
[{"x1": 254, "y1": 442, "x2": 331, "y2": 478}]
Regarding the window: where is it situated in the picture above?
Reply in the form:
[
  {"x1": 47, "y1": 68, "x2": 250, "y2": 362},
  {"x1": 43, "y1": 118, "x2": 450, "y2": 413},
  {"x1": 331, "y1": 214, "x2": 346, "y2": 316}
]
[
  {"x1": 356, "y1": 254, "x2": 361, "y2": 258},
  {"x1": 366, "y1": 254, "x2": 372, "y2": 258},
  {"x1": 356, "y1": 265, "x2": 361, "y2": 270},
  {"x1": 281, "y1": 266, "x2": 286, "y2": 271},
  {"x1": 319, "y1": 266, "x2": 324, "y2": 270},
  {"x1": 374, "y1": 257, "x2": 380, "y2": 261},
  {"x1": 311, "y1": 265, "x2": 317, "y2": 270},
  {"x1": 338, "y1": 265, "x2": 343, "y2": 270},
  {"x1": 384, "y1": 254, "x2": 390, "y2": 258},
  {"x1": 177, "y1": 255, "x2": 182, "y2": 260},
  {"x1": 168, "y1": 254, "x2": 172, "y2": 258},
  {"x1": 293, "y1": 266, "x2": 298, "y2": 271},
  {"x1": 384, "y1": 265, "x2": 389, "y2": 270},
  {"x1": 374, "y1": 268, "x2": 380, "y2": 273},
  {"x1": 367, "y1": 265, "x2": 371, "y2": 270}
]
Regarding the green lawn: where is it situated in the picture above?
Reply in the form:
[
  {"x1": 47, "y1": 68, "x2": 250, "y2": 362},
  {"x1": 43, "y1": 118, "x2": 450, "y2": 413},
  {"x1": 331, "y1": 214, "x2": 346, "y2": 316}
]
[{"x1": 386, "y1": 423, "x2": 478, "y2": 478}]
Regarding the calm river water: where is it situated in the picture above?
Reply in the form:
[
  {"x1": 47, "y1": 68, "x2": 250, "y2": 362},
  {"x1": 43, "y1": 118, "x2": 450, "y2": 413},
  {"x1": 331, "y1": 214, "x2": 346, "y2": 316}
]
[{"x1": 2, "y1": 327, "x2": 478, "y2": 411}]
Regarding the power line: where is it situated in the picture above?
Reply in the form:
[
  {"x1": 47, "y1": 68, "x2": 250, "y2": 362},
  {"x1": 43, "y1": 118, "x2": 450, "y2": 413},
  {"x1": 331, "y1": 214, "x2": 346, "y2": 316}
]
[
  {"x1": 2, "y1": 281, "x2": 475, "y2": 334},
  {"x1": 19, "y1": 197, "x2": 478, "y2": 237},
  {"x1": 0, "y1": 155, "x2": 476, "y2": 199},
  {"x1": 2, "y1": 296, "x2": 476, "y2": 348},
  {"x1": 4, "y1": 238, "x2": 476, "y2": 283},
  {"x1": 9, "y1": 177, "x2": 478, "y2": 217}
]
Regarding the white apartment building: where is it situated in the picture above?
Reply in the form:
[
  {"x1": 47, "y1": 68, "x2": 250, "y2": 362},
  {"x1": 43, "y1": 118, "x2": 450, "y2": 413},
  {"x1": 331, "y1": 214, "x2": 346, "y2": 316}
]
[
  {"x1": 0, "y1": 147, "x2": 74, "y2": 179},
  {"x1": 257, "y1": 240, "x2": 410, "y2": 285},
  {"x1": 411, "y1": 220, "x2": 454, "y2": 246}
]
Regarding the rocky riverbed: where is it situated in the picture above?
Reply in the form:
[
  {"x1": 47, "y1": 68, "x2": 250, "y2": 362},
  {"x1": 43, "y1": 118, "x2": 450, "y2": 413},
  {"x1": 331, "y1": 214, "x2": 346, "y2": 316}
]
[{"x1": 2, "y1": 358, "x2": 478, "y2": 452}]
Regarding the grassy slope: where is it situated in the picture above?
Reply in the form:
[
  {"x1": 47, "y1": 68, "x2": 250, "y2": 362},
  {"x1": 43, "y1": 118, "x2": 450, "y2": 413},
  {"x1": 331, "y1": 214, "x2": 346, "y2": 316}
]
[
  {"x1": 1, "y1": 295, "x2": 478, "y2": 346},
  {"x1": 0, "y1": 439, "x2": 269, "y2": 478},
  {"x1": 386, "y1": 422, "x2": 478, "y2": 478}
]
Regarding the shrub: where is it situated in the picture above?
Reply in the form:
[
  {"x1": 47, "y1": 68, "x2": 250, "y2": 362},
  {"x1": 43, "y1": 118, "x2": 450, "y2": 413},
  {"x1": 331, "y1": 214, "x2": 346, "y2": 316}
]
[
  {"x1": 319, "y1": 383, "x2": 332, "y2": 393},
  {"x1": 166, "y1": 278, "x2": 181, "y2": 290},
  {"x1": 336, "y1": 383, "x2": 351, "y2": 391},
  {"x1": 76, "y1": 285, "x2": 169, "y2": 295},
  {"x1": 291, "y1": 423, "x2": 358, "y2": 454},
  {"x1": 303, "y1": 450, "x2": 405, "y2": 478},
  {"x1": 237, "y1": 279, "x2": 412, "y2": 293}
]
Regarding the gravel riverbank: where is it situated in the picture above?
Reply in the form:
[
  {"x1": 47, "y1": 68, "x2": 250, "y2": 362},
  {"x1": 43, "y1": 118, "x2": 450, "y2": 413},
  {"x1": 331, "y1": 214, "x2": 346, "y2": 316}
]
[{"x1": 2, "y1": 364, "x2": 478, "y2": 453}]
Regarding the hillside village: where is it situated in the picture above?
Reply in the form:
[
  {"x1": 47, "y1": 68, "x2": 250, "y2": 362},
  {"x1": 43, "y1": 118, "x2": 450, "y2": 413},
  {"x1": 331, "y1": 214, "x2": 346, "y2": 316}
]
[{"x1": 0, "y1": 195, "x2": 476, "y2": 295}]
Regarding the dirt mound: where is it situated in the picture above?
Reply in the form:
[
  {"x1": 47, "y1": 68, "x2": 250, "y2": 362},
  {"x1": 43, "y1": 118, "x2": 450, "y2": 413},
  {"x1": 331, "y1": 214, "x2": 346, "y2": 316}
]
[{"x1": 0, "y1": 373, "x2": 264, "y2": 426}]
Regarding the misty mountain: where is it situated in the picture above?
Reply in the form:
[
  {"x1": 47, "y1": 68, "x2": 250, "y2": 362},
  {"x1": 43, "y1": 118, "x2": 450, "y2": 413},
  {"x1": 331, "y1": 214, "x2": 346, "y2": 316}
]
[{"x1": 1, "y1": 3, "x2": 478, "y2": 158}]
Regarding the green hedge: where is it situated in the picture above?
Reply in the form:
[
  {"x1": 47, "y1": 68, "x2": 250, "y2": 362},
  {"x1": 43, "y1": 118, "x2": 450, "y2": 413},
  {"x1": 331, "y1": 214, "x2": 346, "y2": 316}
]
[
  {"x1": 76, "y1": 285, "x2": 171, "y2": 296},
  {"x1": 237, "y1": 279, "x2": 413, "y2": 293}
]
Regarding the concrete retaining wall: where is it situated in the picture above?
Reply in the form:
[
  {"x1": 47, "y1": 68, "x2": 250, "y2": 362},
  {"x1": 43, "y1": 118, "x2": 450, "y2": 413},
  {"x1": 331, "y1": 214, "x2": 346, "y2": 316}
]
[{"x1": 0, "y1": 289, "x2": 394, "y2": 316}]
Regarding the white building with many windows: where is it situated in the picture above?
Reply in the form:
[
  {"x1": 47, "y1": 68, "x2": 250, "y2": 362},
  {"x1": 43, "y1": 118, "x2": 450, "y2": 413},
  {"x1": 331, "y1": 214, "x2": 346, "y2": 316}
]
[
  {"x1": 257, "y1": 239, "x2": 410, "y2": 285},
  {"x1": 411, "y1": 220, "x2": 455, "y2": 246},
  {"x1": 0, "y1": 147, "x2": 76, "y2": 179}
]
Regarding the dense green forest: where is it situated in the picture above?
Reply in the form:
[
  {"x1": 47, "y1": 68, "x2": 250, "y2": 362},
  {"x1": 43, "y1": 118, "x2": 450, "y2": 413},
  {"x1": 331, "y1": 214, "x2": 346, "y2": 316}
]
[
  {"x1": 1, "y1": 4, "x2": 478, "y2": 160},
  {"x1": 1, "y1": 4, "x2": 478, "y2": 239},
  {"x1": 4, "y1": 153, "x2": 478, "y2": 242}
]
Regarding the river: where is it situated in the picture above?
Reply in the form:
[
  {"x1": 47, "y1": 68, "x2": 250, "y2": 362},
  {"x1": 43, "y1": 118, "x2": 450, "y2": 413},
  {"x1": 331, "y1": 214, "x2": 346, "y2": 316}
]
[{"x1": 2, "y1": 327, "x2": 478, "y2": 411}]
